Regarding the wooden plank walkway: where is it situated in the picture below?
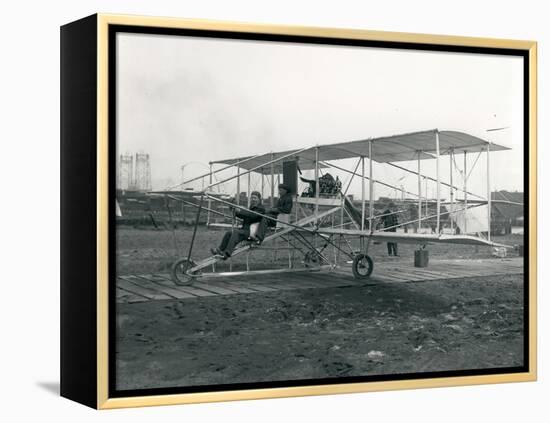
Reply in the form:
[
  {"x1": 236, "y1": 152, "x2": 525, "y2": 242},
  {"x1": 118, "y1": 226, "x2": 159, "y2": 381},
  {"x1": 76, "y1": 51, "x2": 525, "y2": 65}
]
[{"x1": 116, "y1": 257, "x2": 524, "y2": 304}]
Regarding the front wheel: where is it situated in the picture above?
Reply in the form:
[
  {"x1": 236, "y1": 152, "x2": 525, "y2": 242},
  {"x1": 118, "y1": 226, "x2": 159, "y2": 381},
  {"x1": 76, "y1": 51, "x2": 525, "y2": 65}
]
[
  {"x1": 352, "y1": 254, "x2": 373, "y2": 279},
  {"x1": 171, "y1": 258, "x2": 197, "y2": 286}
]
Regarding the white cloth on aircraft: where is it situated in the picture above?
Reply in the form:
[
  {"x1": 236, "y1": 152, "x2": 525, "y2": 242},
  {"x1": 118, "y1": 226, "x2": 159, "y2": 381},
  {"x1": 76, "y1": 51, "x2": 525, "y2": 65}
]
[
  {"x1": 276, "y1": 213, "x2": 290, "y2": 228},
  {"x1": 249, "y1": 222, "x2": 260, "y2": 238},
  {"x1": 451, "y1": 204, "x2": 488, "y2": 234}
]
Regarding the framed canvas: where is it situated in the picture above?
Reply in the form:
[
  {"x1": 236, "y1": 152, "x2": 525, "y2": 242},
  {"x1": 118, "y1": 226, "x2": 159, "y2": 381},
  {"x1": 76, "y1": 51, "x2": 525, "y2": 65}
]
[{"x1": 60, "y1": 13, "x2": 537, "y2": 409}]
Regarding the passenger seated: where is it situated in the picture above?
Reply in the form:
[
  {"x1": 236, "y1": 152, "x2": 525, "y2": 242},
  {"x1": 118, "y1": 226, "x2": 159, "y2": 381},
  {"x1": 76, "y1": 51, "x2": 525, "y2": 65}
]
[
  {"x1": 257, "y1": 183, "x2": 293, "y2": 240},
  {"x1": 210, "y1": 191, "x2": 265, "y2": 259}
]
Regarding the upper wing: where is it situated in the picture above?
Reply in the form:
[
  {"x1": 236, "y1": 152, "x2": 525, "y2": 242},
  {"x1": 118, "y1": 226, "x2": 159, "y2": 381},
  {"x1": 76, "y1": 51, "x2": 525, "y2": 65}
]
[{"x1": 211, "y1": 129, "x2": 510, "y2": 169}]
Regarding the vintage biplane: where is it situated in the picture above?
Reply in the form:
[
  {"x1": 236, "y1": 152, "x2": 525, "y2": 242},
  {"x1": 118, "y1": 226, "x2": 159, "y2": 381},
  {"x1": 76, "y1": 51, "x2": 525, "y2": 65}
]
[{"x1": 154, "y1": 129, "x2": 520, "y2": 286}]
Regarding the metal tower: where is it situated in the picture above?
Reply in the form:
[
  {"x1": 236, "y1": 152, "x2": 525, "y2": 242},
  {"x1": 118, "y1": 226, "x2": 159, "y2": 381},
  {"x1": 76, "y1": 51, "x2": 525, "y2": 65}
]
[
  {"x1": 117, "y1": 154, "x2": 134, "y2": 190},
  {"x1": 134, "y1": 153, "x2": 152, "y2": 191}
]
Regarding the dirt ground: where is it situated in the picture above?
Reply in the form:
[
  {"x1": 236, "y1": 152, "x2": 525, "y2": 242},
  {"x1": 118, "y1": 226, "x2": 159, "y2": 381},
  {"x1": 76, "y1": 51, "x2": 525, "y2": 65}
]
[{"x1": 115, "y1": 227, "x2": 525, "y2": 391}]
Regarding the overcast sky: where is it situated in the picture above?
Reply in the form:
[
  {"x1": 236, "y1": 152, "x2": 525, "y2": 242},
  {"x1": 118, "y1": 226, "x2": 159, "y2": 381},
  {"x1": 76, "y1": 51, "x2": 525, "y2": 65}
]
[{"x1": 116, "y1": 32, "x2": 524, "y2": 200}]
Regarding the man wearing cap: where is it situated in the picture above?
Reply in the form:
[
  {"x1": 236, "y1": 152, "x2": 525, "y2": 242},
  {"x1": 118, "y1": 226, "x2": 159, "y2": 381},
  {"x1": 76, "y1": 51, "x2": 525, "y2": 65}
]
[
  {"x1": 256, "y1": 183, "x2": 294, "y2": 240},
  {"x1": 211, "y1": 191, "x2": 265, "y2": 259},
  {"x1": 271, "y1": 183, "x2": 293, "y2": 215}
]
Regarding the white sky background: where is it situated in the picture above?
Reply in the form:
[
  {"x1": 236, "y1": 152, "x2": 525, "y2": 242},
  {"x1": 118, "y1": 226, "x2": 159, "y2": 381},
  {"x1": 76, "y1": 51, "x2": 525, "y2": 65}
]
[{"x1": 116, "y1": 33, "x2": 524, "y2": 200}]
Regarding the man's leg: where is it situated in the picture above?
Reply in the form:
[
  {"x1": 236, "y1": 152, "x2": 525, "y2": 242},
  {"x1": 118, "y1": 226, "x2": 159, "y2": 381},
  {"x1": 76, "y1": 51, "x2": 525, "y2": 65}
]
[
  {"x1": 219, "y1": 231, "x2": 232, "y2": 251},
  {"x1": 256, "y1": 218, "x2": 267, "y2": 242},
  {"x1": 392, "y1": 243, "x2": 399, "y2": 256},
  {"x1": 212, "y1": 231, "x2": 232, "y2": 257},
  {"x1": 268, "y1": 212, "x2": 278, "y2": 228},
  {"x1": 387, "y1": 242, "x2": 392, "y2": 256},
  {"x1": 224, "y1": 229, "x2": 249, "y2": 256}
]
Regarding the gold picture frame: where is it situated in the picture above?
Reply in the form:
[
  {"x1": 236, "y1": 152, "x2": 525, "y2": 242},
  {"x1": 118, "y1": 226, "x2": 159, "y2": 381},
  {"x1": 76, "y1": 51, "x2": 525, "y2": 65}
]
[{"x1": 60, "y1": 13, "x2": 537, "y2": 409}]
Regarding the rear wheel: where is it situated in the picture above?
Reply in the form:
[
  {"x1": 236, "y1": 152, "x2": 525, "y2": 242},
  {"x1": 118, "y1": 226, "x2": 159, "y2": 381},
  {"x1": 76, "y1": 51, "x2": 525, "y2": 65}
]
[
  {"x1": 352, "y1": 254, "x2": 373, "y2": 279},
  {"x1": 171, "y1": 258, "x2": 197, "y2": 286}
]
